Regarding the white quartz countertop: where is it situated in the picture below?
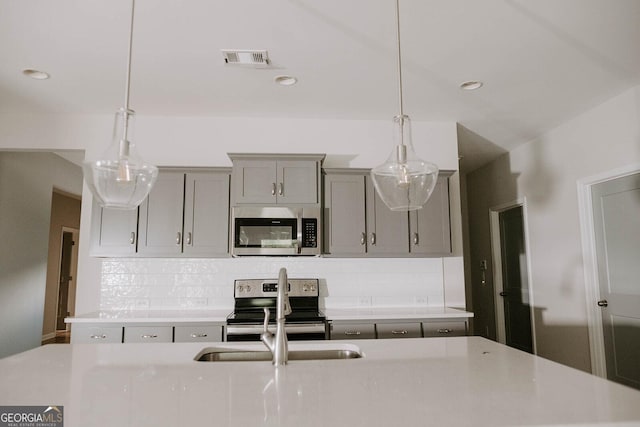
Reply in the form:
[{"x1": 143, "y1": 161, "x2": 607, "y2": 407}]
[
  {"x1": 324, "y1": 306, "x2": 473, "y2": 321},
  {"x1": 2, "y1": 337, "x2": 639, "y2": 427},
  {"x1": 65, "y1": 309, "x2": 231, "y2": 323},
  {"x1": 65, "y1": 307, "x2": 472, "y2": 324}
]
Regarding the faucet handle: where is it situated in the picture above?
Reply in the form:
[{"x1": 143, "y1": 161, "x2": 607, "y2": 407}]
[{"x1": 262, "y1": 307, "x2": 271, "y2": 334}]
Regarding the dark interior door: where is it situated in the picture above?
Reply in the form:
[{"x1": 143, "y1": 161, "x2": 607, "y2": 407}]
[
  {"x1": 499, "y1": 206, "x2": 533, "y2": 353},
  {"x1": 56, "y1": 231, "x2": 73, "y2": 330}
]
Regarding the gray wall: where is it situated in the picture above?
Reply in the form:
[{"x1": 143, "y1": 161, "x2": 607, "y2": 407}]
[
  {"x1": 465, "y1": 85, "x2": 640, "y2": 372},
  {"x1": 0, "y1": 152, "x2": 82, "y2": 358}
]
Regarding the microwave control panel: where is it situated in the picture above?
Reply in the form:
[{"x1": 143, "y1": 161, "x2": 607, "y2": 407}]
[{"x1": 301, "y1": 218, "x2": 318, "y2": 248}]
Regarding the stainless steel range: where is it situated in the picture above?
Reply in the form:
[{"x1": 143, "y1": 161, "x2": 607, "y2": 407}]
[{"x1": 226, "y1": 278, "x2": 327, "y2": 341}]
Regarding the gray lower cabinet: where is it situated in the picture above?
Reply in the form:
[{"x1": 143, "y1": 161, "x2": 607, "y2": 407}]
[
  {"x1": 422, "y1": 320, "x2": 467, "y2": 337},
  {"x1": 71, "y1": 325, "x2": 124, "y2": 344},
  {"x1": 124, "y1": 326, "x2": 173, "y2": 343},
  {"x1": 376, "y1": 322, "x2": 422, "y2": 339},
  {"x1": 330, "y1": 322, "x2": 376, "y2": 340},
  {"x1": 323, "y1": 169, "x2": 452, "y2": 256},
  {"x1": 174, "y1": 325, "x2": 223, "y2": 343}
]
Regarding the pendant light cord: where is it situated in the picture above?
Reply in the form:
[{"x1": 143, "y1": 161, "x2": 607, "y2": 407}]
[
  {"x1": 395, "y1": 0, "x2": 404, "y2": 119},
  {"x1": 121, "y1": 0, "x2": 135, "y2": 147}
]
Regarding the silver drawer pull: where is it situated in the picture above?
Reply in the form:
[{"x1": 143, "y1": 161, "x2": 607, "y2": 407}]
[
  {"x1": 190, "y1": 333, "x2": 208, "y2": 338},
  {"x1": 437, "y1": 328, "x2": 452, "y2": 334},
  {"x1": 413, "y1": 232, "x2": 419, "y2": 245},
  {"x1": 130, "y1": 232, "x2": 136, "y2": 245},
  {"x1": 360, "y1": 232, "x2": 366, "y2": 245},
  {"x1": 271, "y1": 183, "x2": 277, "y2": 196},
  {"x1": 344, "y1": 331, "x2": 361, "y2": 336},
  {"x1": 391, "y1": 330, "x2": 408, "y2": 335},
  {"x1": 278, "y1": 182, "x2": 284, "y2": 196},
  {"x1": 141, "y1": 334, "x2": 158, "y2": 339},
  {"x1": 186, "y1": 232, "x2": 192, "y2": 245},
  {"x1": 176, "y1": 232, "x2": 182, "y2": 245},
  {"x1": 371, "y1": 232, "x2": 376, "y2": 245},
  {"x1": 90, "y1": 334, "x2": 107, "y2": 340}
]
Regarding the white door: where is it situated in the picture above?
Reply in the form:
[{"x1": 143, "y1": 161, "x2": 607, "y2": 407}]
[{"x1": 591, "y1": 173, "x2": 640, "y2": 390}]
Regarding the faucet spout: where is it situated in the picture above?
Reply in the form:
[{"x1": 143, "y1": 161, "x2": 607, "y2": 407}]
[{"x1": 260, "y1": 267, "x2": 290, "y2": 365}]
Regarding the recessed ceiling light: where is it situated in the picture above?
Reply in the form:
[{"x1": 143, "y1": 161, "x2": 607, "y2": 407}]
[
  {"x1": 22, "y1": 69, "x2": 50, "y2": 80},
  {"x1": 274, "y1": 75, "x2": 298, "y2": 86},
  {"x1": 459, "y1": 81, "x2": 483, "y2": 91}
]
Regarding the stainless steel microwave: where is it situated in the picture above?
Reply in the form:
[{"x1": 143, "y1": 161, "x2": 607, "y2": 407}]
[{"x1": 231, "y1": 206, "x2": 321, "y2": 256}]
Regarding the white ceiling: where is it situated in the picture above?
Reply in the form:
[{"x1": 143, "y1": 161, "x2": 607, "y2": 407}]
[{"x1": 2, "y1": 0, "x2": 639, "y2": 170}]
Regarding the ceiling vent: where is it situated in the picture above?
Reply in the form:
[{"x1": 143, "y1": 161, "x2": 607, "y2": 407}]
[{"x1": 221, "y1": 50, "x2": 270, "y2": 67}]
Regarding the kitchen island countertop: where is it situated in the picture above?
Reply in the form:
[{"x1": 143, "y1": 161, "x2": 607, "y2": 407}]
[{"x1": 1, "y1": 337, "x2": 639, "y2": 426}]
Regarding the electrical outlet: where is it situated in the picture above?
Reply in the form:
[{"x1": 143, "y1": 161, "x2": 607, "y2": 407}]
[
  {"x1": 358, "y1": 297, "x2": 371, "y2": 306},
  {"x1": 480, "y1": 260, "x2": 488, "y2": 270}
]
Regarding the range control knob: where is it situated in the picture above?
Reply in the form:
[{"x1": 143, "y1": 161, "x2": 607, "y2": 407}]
[
  {"x1": 238, "y1": 285, "x2": 244, "y2": 293},
  {"x1": 245, "y1": 285, "x2": 251, "y2": 293},
  {"x1": 303, "y1": 284, "x2": 310, "y2": 292}
]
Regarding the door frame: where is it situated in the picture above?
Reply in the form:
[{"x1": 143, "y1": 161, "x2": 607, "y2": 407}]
[
  {"x1": 577, "y1": 162, "x2": 640, "y2": 378},
  {"x1": 55, "y1": 226, "x2": 79, "y2": 331},
  {"x1": 489, "y1": 197, "x2": 537, "y2": 354}
]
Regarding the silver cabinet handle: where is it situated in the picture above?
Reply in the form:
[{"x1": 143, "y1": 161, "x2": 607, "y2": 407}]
[
  {"x1": 186, "y1": 232, "x2": 192, "y2": 245},
  {"x1": 344, "y1": 331, "x2": 361, "y2": 336},
  {"x1": 190, "y1": 333, "x2": 208, "y2": 338},
  {"x1": 90, "y1": 334, "x2": 107, "y2": 340},
  {"x1": 413, "y1": 232, "x2": 419, "y2": 245},
  {"x1": 597, "y1": 300, "x2": 608, "y2": 307},
  {"x1": 130, "y1": 232, "x2": 136, "y2": 245},
  {"x1": 371, "y1": 232, "x2": 376, "y2": 245},
  {"x1": 360, "y1": 232, "x2": 366, "y2": 245},
  {"x1": 278, "y1": 182, "x2": 284, "y2": 196},
  {"x1": 271, "y1": 183, "x2": 277, "y2": 196},
  {"x1": 391, "y1": 330, "x2": 408, "y2": 335},
  {"x1": 141, "y1": 334, "x2": 158, "y2": 339},
  {"x1": 176, "y1": 232, "x2": 182, "y2": 245},
  {"x1": 437, "y1": 328, "x2": 452, "y2": 334}
]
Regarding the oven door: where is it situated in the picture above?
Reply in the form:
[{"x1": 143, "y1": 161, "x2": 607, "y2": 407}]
[{"x1": 225, "y1": 323, "x2": 327, "y2": 342}]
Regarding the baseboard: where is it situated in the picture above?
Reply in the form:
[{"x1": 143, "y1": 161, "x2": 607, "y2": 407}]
[{"x1": 42, "y1": 332, "x2": 56, "y2": 342}]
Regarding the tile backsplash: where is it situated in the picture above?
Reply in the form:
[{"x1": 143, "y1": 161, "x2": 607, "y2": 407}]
[{"x1": 100, "y1": 257, "x2": 445, "y2": 311}]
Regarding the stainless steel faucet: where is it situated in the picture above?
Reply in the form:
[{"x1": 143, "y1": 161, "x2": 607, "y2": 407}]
[{"x1": 261, "y1": 268, "x2": 292, "y2": 365}]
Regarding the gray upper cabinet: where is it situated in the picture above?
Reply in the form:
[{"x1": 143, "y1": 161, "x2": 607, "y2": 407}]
[
  {"x1": 365, "y1": 176, "x2": 410, "y2": 254},
  {"x1": 324, "y1": 169, "x2": 452, "y2": 257},
  {"x1": 90, "y1": 201, "x2": 139, "y2": 256},
  {"x1": 183, "y1": 172, "x2": 230, "y2": 256},
  {"x1": 409, "y1": 175, "x2": 451, "y2": 255},
  {"x1": 90, "y1": 168, "x2": 230, "y2": 257},
  {"x1": 138, "y1": 171, "x2": 186, "y2": 255},
  {"x1": 324, "y1": 172, "x2": 367, "y2": 254},
  {"x1": 229, "y1": 154, "x2": 324, "y2": 206}
]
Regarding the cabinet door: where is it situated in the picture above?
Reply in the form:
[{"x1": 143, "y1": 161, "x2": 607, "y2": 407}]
[
  {"x1": 330, "y1": 322, "x2": 376, "y2": 340},
  {"x1": 123, "y1": 326, "x2": 173, "y2": 343},
  {"x1": 71, "y1": 325, "x2": 123, "y2": 343},
  {"x1": 183, "y1": 172, "x2": 230, "y2": 256},
  {"x1": 422, "y1": 320, "x2": 467, "y2": 337},
  {"x1": 138, "y1": 171, "x2": 185, "y2": 255},
  {"x1": 376, "y1": 322, "x2": 422, "y2": 339},
  {"x1": 276, "y1": 160, "x2": 319, "y2": 204},
  {"x1": 324, "y1": 174, "x2": 367, "y2": 254},
  {"x1": 90, "y1": 200, "x2": 138, "y2": 256},
  {"x1": 365, "y1": 176, "x2": 410, "y2": 254},
  {"x1": 409, "y1": 176, "x2": 451, "y2": 255},
  {"x1": 232, "y1": 160, "x2": 277, "y2": 204}
]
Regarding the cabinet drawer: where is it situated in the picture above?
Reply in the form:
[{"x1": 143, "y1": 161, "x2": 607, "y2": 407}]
[
  {"x1": 174, "y1": 325, "x2": 223, "y2": 343},
  {"x1": 376, "y1": 322, "x2": 422, "y2": 339},
  {"x1": 422, "y1": 321, "x2": 467, "y2": 337},
  {"x1": 124, "y1": 326, "x2": 173, "y2": 343},
  {"x1": 71, "y1": 325, "x2": 123, "y2": 344},
  {"x1": 330, "y1": 323, "x2": 376, "y2": 340}
]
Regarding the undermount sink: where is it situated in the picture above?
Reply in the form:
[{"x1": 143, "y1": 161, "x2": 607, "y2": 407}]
[{"x1": 195, "y1": 346, "x2": 363, "y2": 362}]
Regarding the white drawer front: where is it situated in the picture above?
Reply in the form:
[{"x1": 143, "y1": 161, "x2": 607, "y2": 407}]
[
  {"x1": 71, "y1": 325, "x2": 123, "y2": 344},
  {"x1": 376, "y1": 322, "x2": 422, "y2": 339},
  {"x1": 174, "y1": 325, "x2": 223, "y2": 343},
  {"x1": 124, "y1": 326, "x2": 173, "y2": 343},
  {"x1": 330, "y1": 323, "x2": 376, "y2": 340},
  {"x1": 422, "y1": 320, "x2": 467, "y2": 337}
]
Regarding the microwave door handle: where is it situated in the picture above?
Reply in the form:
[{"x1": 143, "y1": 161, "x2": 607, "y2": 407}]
[{"x1": 296, "y1": 212, "x2": 303, "y2": 254}]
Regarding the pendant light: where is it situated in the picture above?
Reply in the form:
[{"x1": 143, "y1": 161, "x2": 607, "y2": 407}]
[
  {"x1": 370, "y1": 0, "x2": 439, "y2": 212},
  {"x1": 83, "y1": 0, "x2": 158, "y2": 210}
]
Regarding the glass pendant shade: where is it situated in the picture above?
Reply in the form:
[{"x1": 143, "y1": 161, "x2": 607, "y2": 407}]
[
  {"x1": 83, "y1": 108, "x2": 158, "y2": 210},
  {"x1": 370, "y1": 115, "x2": 439, "y2": 211}
]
